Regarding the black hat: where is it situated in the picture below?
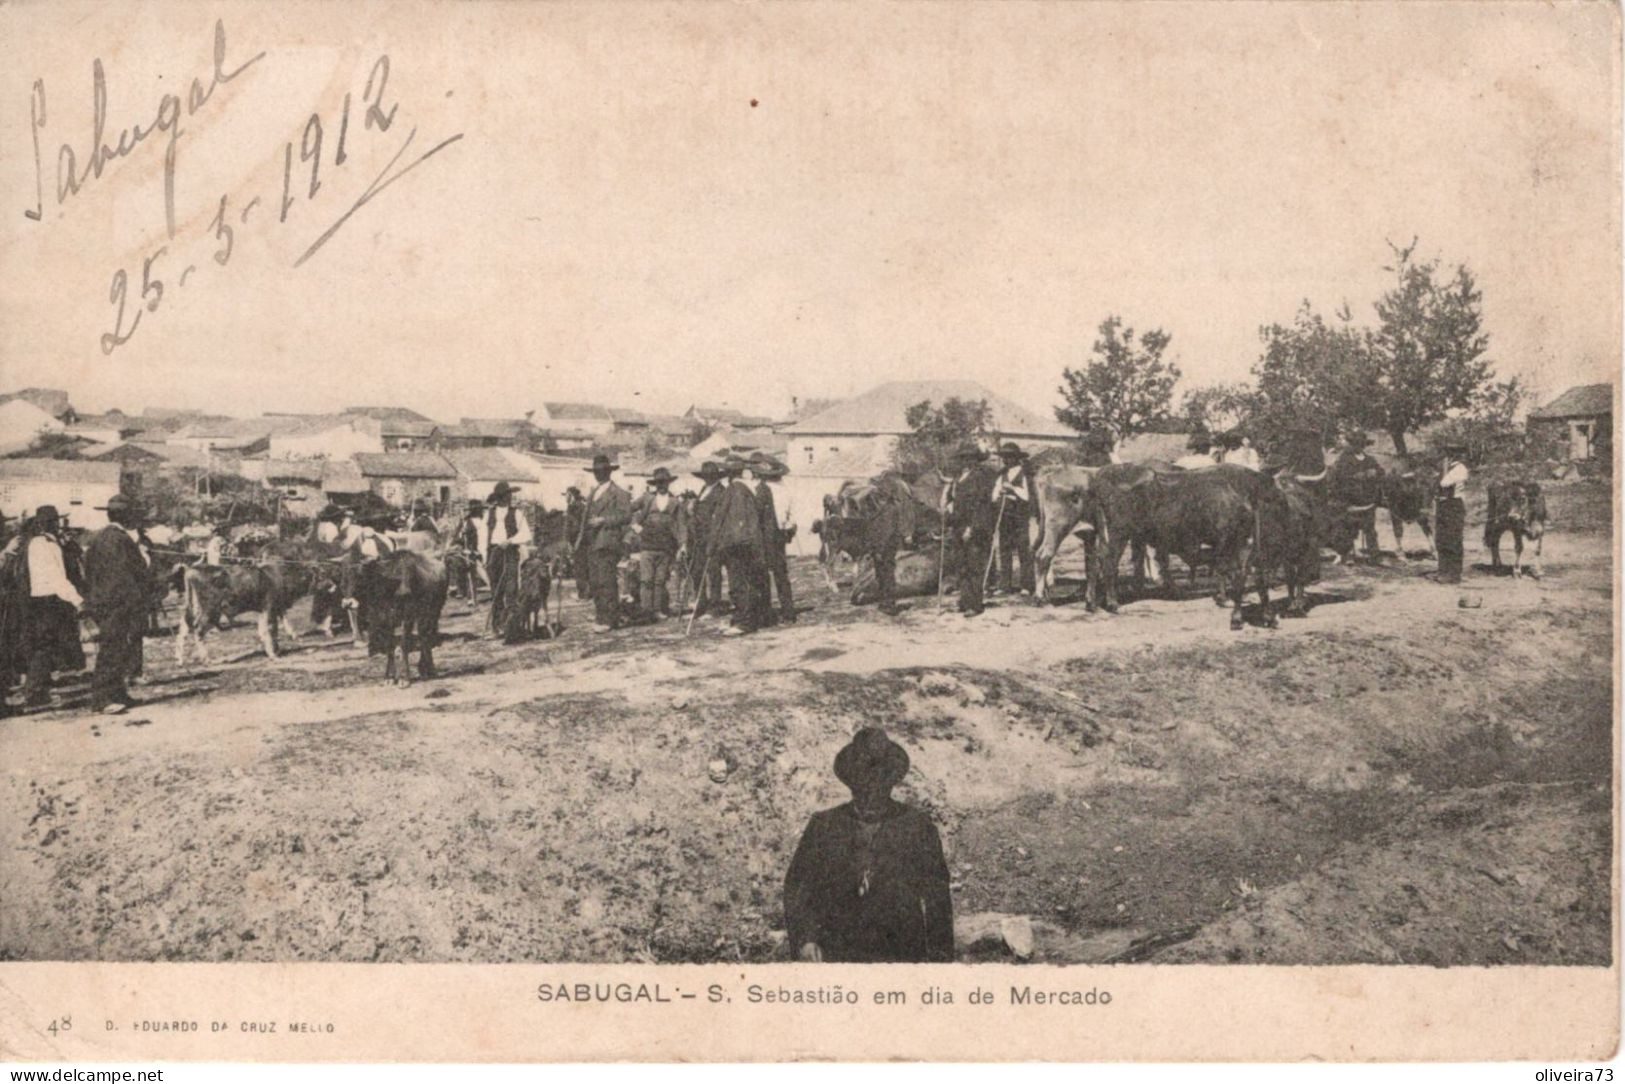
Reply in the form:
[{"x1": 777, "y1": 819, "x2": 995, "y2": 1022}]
[
  {"x1": 489, "y1": 481, "x2": 517, "y2": 502},
  {"x1": 590, "y1": 454, "x2": 619, "y2": 473},
  {"x1": 317, "y1": 503, "x2": 346, "y2": 524},
  {"x1": 998, "y1": 441, "x2": 1027, "y2": 461},
  {"x1": 33, "y1": 504, "x2": 61, "y2": 525},
  {"x1": 466, "y1": 498, "x2": 485, "y2": 512},
  {"x1": 693, "y1": 460, "x2": 725, "y2": 481},
  {"x1": 649, "y1": 467, "x2": 676, "y2": 484},
  {"x1": 1344, "y1": 431, "x2": 1373, "y2": 449},
  {"x1": 101, "y1": 493, "x2": 145, "y2": 523},
  {"x1": 952, "y1": 442, "x2": 987, "y2": 465},
  {"x1": 834, "y1": 727, "x2": 911, "y2": 792},
  {"x1": 1082, "y1": 427, "x2": 1115, "y2": 448},
  {"x1": 1188, "y1": 431, "x2": 1214, "y2": 452},
  {"x1": 1216, "y1": 430, "x2": 1244, "y2": 450}
]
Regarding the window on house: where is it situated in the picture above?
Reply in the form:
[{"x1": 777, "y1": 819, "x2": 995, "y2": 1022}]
[{"x1": 805, "y1": 447, "x2": 814, "y2": 465}]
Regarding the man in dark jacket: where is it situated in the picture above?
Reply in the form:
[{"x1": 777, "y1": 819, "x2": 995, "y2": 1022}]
[
  {"x1": 708, "y1": 457, "x2": 769, "y2": 637},
  {"x1": 630, "y1": 467, "x2": 687, "y2": 620},
  {"x1": 687, "y1": 461, "x2": 729, "y2": 620},
  {"x1": 783, "y1": 727, "x2": 954, "y2": 963},
  {"x1": 943, "y1": 443, "x2": 996, "y2": 617},
  {"x1": 1330, "y1": 431, "x2": 1385, "y2": 558},
  {"x1": 83, "y1": 495, "x2": 150, "y2": 714},
  {"x1": 580, "y1": 454, "x2": 633, "y2": 632},
  {"x1": 752, "y1": 453, "x2": 796, "y2": 624}
]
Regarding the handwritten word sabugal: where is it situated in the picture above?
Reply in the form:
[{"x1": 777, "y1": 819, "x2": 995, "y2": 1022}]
[{"x1": 24, "y1": 19, "x2": 265, "y2": 239}]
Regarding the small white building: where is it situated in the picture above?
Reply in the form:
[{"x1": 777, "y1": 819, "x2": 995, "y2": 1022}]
[
  {"x1": 780, "y1": 380, "x2": 1075, "y2": 474},
  {"x1": 267, "y1": 415, "x2": 386, "y2": 460},
  {"x1": 445, "y1": 447, "x2": 547, "y2": 507},
  {"x1": 0, "y1": 459, "x2": 124, "y2": 529},
  {"x1": 537, "y1": 402, "x2": 617, "y2": 437}
]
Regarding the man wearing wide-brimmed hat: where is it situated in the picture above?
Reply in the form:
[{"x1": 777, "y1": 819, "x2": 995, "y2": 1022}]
[
  {"x1": 943, "y1": 442, "x2": 995, "y2": 617},
  {"x1": 686, "y1": 460, "x2": 730, "y2": 620},
  {"x1": 580, "y1": 454, "x2": 633, "y2": 631},
  {"x1": 1079, "y1": 426, "x2": 1118, "y2": 468},
  {"x1": 991, "y1": 441, "x2": 1038, "y2": 598},
  {"x1": 783, "y1": 727, "x2": 954, "y2": 963},
  {"x1": 630, "y1": 466, "x2": 687, "y2": 620},
  {"x1": 751, "y1": 453, "x2": 797, "y2": 624},
  {"x1": 82, "y1": 494, "x2": 151, "y2": 714},
  {"x1": 707, "y1": 455, "x2": 771, "y2": 635},
  {"x1": 19, "y1": 505, "x2": 84, "y2": 708},
  {"x1": 1331, "y1": 431, "x2": 1384, "y2": 559},
  {"x1": 484, "y1": 480, "x2": 533, "y2": 639},
  {"x1": 1435, "y1": 442, "x2": 1471, "y2": 585}
]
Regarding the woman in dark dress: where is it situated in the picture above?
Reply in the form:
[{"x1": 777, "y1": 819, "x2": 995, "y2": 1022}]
[{"x1": 783, "y1": 727, "x2": 954, "y2": 963}]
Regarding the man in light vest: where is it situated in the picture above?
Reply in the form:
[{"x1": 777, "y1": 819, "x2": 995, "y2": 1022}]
[
  {"x1": 484, "y1": 481, "x2": 533, "y2": 637},
  {"x1": 990, "y1": 441, "x2": 1038, "y2": 597}
]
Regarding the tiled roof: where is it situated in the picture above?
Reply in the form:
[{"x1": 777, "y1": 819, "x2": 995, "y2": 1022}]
[
  {"x1": 543, "y1": 402, "x2": 613, "y2": 422},
  {"x1": 1530, "y1": 383, "x2": 1612, "y2": 419},
  {"x1": 353, "y1": 452, "x2": 457, "y2": 479},
  {"x1": 443, "y1": 448, "x2": 540, "y2": 482},
  {"x1": 0, "y1": 458, "x2": 123, "y2": 484},
  {"x1": 782, "y1": 380, "x2": 1073, "y2": 439}
]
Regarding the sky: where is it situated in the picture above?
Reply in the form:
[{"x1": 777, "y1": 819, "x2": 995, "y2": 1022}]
[{"x1": 0, "y1": 1, "x2": 1618, "y2": 423}]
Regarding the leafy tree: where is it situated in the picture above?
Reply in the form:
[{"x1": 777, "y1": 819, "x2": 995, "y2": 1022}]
[
  {"x1": 1250, "y1": 243, "x2": 1493, "y2": 456},
  {"x1": 1180, "y1": 381, "x2": 1262, "y2": 437},
  {"x1": 1056, "y1": 316, "x2": 1181, "y2": 439},
  {"x1": 895, "y1": 397, "x2": 992, "y2": 474},
  {"x1": 1250, "y1": 301, "x2": 1375, "y2": 449},
  {"x1": 1365, "y1": 241, "x2": 1493, "y2": 455},
  {"x1": 1428, "y1": 375, "x2": 1533, "y2": 466}
]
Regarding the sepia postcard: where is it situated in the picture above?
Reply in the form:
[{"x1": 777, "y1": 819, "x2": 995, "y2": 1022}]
[{"x1": 0, "y1": 0, "x2": 1618, "y2": 1065}]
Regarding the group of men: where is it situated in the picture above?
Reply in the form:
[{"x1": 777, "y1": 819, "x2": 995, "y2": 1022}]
[
  {"x1": 447, "y1": 450, "x2": 800, "y2": 638},
  {"x1": 0, "y1": 496, "x2": 156, "y2": 717},
  {"x1": 575, "y1": 450, "x2": 798, "y2": 636}
]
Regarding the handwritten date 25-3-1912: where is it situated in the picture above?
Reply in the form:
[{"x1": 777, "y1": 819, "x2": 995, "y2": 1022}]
[{"x1": 98, "y1": 51, "x2": 463, "y2": 356}]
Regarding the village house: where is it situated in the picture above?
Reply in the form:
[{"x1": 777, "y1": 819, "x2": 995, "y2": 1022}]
[
  {"x1": 353, "y1": 451, "x2": 459, "y2": 510},
  {"x1": 59, "y1": 408, "x2": 146, "y2": 446},
  {"x1": 343, "y1": 407, "x2": 439, "y2": 451},
  {"x1": 85, "y1": 441, "x2": 212, "y2": 489},
  {"x1": 431, "y1": 417, "x2": 543, "y2": 451},
  {"x1": 781, "y1": 379, "x2": 1075, "y2": 472},
  {"x1": 167, "y1": 417, "x2": 273, "y2": 457},
  {"x1": 261, "y1": 458, "x2": 330, "y2": 518},
  {"x1": 266, "y1": 414, "x2": 386, "y2": 460},
  {"x1": 1528, "y1": 383, "x2": 1613, "y2": 463},
  {"x1": 0, "y1": 459, "x2": 125, "y2": 530},
  {"x1": 443, "y1": 447, "x2": 547, "y2": 506},
  {"x1": 536, "y1": 402, "x2": 617, "y2": 438},
  {"x1": 684, "y1": 405, "x2": 778, "y2": 433}
]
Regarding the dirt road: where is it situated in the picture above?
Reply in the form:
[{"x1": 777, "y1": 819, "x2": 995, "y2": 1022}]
[{"x1": 1, "y1": 479, "x2": 1613, "y2": 964}]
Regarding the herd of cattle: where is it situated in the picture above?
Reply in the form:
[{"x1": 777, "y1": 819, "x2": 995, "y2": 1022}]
[
  {"x1": 136, "y1": 445, "x2": 1549, "y2": 685},
  {"x1": 817, "y1": 445, "x2": 1550, "y2": 629}
]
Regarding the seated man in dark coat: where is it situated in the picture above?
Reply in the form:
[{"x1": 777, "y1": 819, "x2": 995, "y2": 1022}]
[{"x1": 783, "y1": 727, "x2": 955, "y2": 963}]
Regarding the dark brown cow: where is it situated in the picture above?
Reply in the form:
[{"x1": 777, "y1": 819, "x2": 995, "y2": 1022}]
[
  {"x1": 1484, "y1": 480, "x2": 1548, "y2": 578},
  {"x1": 1091, "y1": 462, "x2": 1278, "y2": 629},
  {"x1": 355, "y1": 550, "x2": 449, "y2": 684},
  {"x1": 1375, "y1": 455, "x2": 1437, "y2": 558}
]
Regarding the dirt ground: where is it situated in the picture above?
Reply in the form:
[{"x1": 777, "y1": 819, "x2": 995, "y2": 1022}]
[{"x1": 0, "y1": 477, "x2": 1613, "y2": 965}]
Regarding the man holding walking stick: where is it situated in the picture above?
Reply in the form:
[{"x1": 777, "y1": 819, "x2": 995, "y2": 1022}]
[{"x1": 942, "y1": 442, "x2": 996, "y2": 618}]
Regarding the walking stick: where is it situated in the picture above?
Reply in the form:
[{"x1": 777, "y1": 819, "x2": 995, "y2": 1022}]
[
  {"x1": 981, "y1": 488, "x2": 1009, "y2": 593},
  {"x1": 935, "y1": 522, "x2": 950, "y2": 610}
]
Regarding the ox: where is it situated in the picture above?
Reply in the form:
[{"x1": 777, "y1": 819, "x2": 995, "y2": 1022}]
[
  {"x1": 1484, "y1": 480, "x2": 1548, "y2": 578},
  {"x1": 1090, "y1": 463, "x2": 1281, "y2": 629},
  {"x1": 353, "y1": 550, "x2": 449, "y2": 684},
  {"x1": 173, "y1": 555, "x2": 322, "y2": 665},
  {"x1": 1376, "y1": 456, "x2": 1437, "y2": 559}
]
